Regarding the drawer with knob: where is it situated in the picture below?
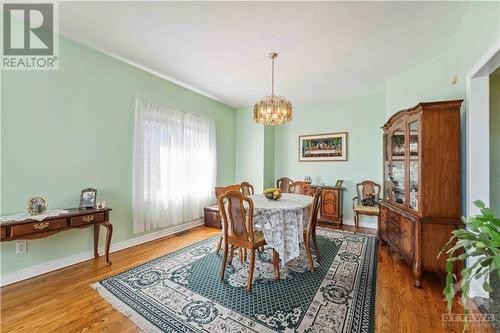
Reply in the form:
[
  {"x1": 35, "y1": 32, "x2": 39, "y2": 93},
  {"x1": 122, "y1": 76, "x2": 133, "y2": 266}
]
[
  {"x1": 70, "y1": 213, "x2": 105, "y2": 227},
  {"x1": 10, "y1": 218, "x2": 68, "y2": 237}
]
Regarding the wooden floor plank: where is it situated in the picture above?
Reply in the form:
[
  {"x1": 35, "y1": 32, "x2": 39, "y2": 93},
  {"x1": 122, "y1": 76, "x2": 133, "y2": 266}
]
[{"x1": 0, "y1": 224, "x2": 493, "y2": 332}]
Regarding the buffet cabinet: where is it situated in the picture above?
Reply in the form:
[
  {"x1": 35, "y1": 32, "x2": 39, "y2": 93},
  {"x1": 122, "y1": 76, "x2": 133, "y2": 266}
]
[
  {"x1": 379, "y1": 100, "x2": 463, "y2": 288},
  {"x1": 304, "y1": 185, "x2": 344, "y2": 225}
]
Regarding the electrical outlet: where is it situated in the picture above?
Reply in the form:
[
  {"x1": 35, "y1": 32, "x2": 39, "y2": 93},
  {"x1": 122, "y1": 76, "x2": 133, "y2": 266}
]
[{"x1": 16, "y1": 241, "x2": 27, "y2": 254}]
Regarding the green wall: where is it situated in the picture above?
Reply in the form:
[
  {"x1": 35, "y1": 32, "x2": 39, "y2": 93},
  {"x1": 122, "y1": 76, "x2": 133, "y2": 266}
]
[
  {"x1": 274, "y1": 94, "x2": 386, "y2": 227},
  {"x1": 1, "y1": 36, "x2": 236, "y2": 275},
  {"x1": 491, "y1": 69, "x2": 500, "y2": 216},
  {"x1": 234, "y1": 107, "x2": 265, "y2": 192},
  {"x1": 233, "y1": 109, "x2": 277, "y2": 192},
  {"x1": 263, "y1": 126, "x2": 276, "y2": 189}
]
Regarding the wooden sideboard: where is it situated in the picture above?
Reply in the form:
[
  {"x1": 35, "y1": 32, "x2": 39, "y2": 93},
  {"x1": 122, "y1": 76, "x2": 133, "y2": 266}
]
[
  {"x1": 380, "y1": 100, "x2": 463, "y2": 288},
  {"x1": 305, "y1": 185, "x2": 344, "y2": 225},
  {"x1": 1, "y1": 208, "x2": 113, "y2": 265}
]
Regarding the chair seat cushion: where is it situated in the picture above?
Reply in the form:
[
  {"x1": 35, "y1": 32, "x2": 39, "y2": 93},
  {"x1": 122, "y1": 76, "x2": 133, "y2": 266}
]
[
  {"x1": 204, "y1": 204, "x2": 220, "y2": 213},
  {"x1": 254, "y1": 230, "x2": 265, "y2": 244},
  {"x1": 354, "y1": 205, "x2": 380, "y2": 214}
]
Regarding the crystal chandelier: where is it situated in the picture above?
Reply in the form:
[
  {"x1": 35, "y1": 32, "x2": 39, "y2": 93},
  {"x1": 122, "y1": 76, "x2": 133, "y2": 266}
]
[{"x1": 253, "y1": 53, "x2": 292, "y2": 125}]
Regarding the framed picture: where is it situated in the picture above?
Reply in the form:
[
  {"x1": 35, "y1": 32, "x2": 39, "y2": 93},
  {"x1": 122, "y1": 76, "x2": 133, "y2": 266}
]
[
  {"x1": 27, "y1": 196, "x2": 48, "y2": 215},
  {"x1": 299, "y1": 132, "x2": 348, "y2": 162},
  {"x1": 80, "y1": 188, "x2": 97, "y2": 209},
  {"x1": 335, "y1": 180, "x2": 344, "y2": 187}
]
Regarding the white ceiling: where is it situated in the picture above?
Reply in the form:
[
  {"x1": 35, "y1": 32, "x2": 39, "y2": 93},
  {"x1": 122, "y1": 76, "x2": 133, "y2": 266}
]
[{"x1": 60, "y1": 2, "x2": 472, "y2": 108}]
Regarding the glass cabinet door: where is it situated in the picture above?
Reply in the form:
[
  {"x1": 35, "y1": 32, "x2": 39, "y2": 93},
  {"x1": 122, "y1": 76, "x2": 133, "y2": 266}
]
[
  {"x1": 390, "y1": 128, "x2": 405, "y2": 205},
  {"x1": 408, "y1": 120, "x2": 420, "y2": 211},
  {"x1": 383, "y1": 134, "x2": 391, "y2": 201}
]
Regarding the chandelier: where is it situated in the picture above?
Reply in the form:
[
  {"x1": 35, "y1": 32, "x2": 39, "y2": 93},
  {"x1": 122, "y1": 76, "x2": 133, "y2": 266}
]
[{"x1": 253, "y1": 53, "x2": 292, "y2": 125}]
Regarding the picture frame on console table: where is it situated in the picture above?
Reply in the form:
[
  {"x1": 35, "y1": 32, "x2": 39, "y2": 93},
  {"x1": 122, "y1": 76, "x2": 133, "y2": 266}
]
[
  {"x1": 299, "y1": 132, "x2": 348, "y2": 162},
  {"x1": 80, "y1": 188, "x2": 97, "y2": 209}
]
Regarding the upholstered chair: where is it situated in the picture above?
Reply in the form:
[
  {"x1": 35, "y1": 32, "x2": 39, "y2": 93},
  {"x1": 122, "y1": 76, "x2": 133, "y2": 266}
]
[{"x1": 352, "y1": 181, "x2": 381, "y2": 229}]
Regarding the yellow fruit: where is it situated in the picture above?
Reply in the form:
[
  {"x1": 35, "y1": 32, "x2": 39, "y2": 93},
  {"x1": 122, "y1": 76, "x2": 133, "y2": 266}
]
[
  {"x1": 264, "y1": 188, "x2": 275, "y2": 194},
  {"x1": 273, "y1": 190, "x2": 280, "y2": 196}
]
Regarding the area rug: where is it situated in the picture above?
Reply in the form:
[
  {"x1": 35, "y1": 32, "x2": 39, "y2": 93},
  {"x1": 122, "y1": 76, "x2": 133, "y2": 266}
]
[{"x1": 92, "y1": 228, "x2": 377, "y2": 333}]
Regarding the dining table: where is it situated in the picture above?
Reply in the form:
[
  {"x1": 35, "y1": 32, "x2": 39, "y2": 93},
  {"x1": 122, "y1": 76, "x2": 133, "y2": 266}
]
[{"x1": 250, "y1": 193, "x2": 313, "y2": 266}]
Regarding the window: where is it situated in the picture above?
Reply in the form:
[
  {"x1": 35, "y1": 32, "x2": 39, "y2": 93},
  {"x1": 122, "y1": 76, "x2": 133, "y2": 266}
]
[{"x1": 133, "y1": 97, "x2": 216, "y2": 233}]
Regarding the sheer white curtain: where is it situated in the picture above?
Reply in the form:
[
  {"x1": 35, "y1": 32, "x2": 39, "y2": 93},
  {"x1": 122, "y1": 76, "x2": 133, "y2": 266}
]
[{"x1": 133, "y1": 97, "x2": 216, "y2": 233}]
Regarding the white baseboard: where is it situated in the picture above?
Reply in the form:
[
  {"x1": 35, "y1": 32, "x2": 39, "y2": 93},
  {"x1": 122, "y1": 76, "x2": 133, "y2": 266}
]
[{"x1": 0, "y1": 219, "x2": 204, "y2": 287}]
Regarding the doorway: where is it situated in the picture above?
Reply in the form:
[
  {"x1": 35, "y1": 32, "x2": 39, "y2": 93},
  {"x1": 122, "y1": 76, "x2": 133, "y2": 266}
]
[{"x1": 466, "y1": 39, "x2": 500, "y2": 298}]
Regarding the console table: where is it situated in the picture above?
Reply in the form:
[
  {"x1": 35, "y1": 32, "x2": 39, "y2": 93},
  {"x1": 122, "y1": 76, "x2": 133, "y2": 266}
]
[{"x1": 0, "y1": 208, "x2": 113, "y2": 265}]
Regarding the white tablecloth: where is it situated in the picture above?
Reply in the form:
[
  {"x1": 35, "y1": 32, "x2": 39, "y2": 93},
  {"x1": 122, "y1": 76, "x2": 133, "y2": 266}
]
[{"x1": 250, "y1": 193, "x2": 313, "y2": 266}]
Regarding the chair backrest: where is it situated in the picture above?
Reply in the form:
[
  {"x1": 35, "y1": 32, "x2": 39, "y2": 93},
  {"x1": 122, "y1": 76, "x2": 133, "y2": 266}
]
[
  {"x1": 217, "y1": 190, "x2": 256, "y2": 244},
  {"x1": 240, "y1": 182, "x2": 255, "y2": 196},
  {"x1": 356, "y1": 181, "x2": 381, "y2": 200},
  {"x1": 289, "y1": 181, "x2": 310, "y2": 194},
  {"x1": 277, "y1": 177, "x2": 293, "y2": 193},
  {"x1": 215, "y1": 184, "x2": 241, "y2": 198},
  {"x1": 305, "y1": 189, "x2": 322, "y2": 237}
]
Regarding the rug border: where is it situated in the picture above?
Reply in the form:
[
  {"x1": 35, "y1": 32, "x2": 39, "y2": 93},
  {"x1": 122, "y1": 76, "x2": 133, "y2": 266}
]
[{"x1": 91, "y1": 281, "x2": 163, "y2": 333}]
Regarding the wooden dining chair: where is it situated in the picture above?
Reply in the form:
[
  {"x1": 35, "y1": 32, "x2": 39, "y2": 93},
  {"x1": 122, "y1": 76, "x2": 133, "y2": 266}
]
[
  {"x1": 289, "y1": 181, "x2": 310, "y2": 195},
  {"x1": 352, "y1": 180, "x2": 381, "y2": 230},
  {"x1": 277, "y1": 177, "x2": 293, "y2": 193},
  {"x1": 304, "y1": 189, "x2": 322, "y2": 272},
  {"x1": 218, "y1": 190, "x2": 280, "y2": 292},
  {"x1": 240, "y1": 182, "x2": 255, "y2": 196},
  {"x1": 215, "y1": 184, "x2": 242, "y2": 255}
]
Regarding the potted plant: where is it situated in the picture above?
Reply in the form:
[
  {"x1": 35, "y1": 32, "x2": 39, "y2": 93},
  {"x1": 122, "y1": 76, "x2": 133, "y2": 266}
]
[{"x1": 440, "y1": 200, "x2": 500, "y2": 329}]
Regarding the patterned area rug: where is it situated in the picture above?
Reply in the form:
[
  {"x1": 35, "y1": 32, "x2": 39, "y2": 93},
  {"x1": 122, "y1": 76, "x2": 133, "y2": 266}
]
[{"x1": 92, "y1": 228, "x2": 377, "y2": 332}]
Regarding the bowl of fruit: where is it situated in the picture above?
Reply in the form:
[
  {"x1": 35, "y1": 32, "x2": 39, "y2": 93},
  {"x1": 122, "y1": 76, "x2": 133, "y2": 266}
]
[{"x1": 263, "y1": 188, "x2": 282, "y2": 200}]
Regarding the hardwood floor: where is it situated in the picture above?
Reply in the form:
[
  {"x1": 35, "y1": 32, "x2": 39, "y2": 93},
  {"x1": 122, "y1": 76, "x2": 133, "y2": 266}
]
[{"x1": 0, "y1": 224, "x2": 493, "y2": 333}]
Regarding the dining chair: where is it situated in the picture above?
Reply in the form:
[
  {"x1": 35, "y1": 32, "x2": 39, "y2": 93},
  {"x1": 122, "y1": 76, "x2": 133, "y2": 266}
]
[
  {"x1": 289, "y1": 181, "x2": 310, "y2": 195},
  {"x1": 352, "y1": 180, "x2": 381, "y2": 230},
  {"x1": 240, "y1": 182, "x2": 255, "y2": 196},
  {"x1": 218, "y1": 190, "x2": 280, "y2": 292},
  {"x1": 277, "y1": 177, "x2": 293, "y2": 193},
  {"x1": 215, "y1": 184, "x2": 242, "y2": 255},
  {"x1": 304, "y1": 188, "x2": 322, "y2": 272}
]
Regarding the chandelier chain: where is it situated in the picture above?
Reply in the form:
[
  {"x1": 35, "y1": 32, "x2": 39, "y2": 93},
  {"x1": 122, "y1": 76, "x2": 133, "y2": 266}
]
[{"x1": 271, "y1": 56, "x2": 275, "y2": 96}]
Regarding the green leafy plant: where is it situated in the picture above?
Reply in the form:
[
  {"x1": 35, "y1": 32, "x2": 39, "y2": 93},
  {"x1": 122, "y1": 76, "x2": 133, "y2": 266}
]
[{"x1": 439, "y1": 200, "x2": 500, "y2": 322}]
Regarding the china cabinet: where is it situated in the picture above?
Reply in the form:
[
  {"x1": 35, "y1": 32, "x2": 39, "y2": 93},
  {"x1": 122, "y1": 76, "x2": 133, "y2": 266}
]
[{"x1": 380, "y1": 100, "x2": 463, "y2": 287}]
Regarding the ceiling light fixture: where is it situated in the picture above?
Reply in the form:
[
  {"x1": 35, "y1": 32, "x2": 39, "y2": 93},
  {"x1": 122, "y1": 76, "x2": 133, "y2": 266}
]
[{"x1": 253, "y1": 52, "x2": 292, "y2": 125}]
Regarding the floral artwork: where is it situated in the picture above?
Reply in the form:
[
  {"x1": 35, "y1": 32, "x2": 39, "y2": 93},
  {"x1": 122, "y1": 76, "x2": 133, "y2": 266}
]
[{"x1": 299, "y1": 132, "x2": 348, "y2": 161}]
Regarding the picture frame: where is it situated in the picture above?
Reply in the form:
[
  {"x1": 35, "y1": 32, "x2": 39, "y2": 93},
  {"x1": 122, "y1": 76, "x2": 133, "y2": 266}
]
[
  {"x1": 27, "y1": 196, "x2": 48, "y2": 215},
  {"x1": 80, "y1": 188, "x2": 97, "y2": 209},
  {"x1": 299, "y1": 132, "x2": 348, "y2": 162},
  {"x1": 335, "y1": 180, "x2": 344, "y2": 187}
]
